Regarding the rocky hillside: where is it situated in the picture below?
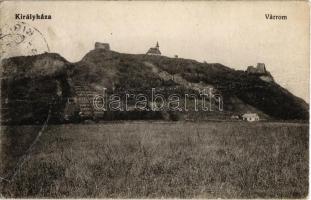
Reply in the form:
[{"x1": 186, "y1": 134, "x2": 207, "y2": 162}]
[
  {"x1": 0, "y1": 53, "x2": 72, "y2": 124},
  {"x1": 0, "y1": 47, "x2": 308, "y2": 124}
]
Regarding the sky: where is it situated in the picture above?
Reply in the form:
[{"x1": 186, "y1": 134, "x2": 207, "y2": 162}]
[{"x1": 0, "y1": 1, "x2": 309, "y2": 102}]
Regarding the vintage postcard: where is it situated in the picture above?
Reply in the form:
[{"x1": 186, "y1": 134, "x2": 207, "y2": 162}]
[{"x1": 0, "y1": 1, "x2": 309, "y2": 198}]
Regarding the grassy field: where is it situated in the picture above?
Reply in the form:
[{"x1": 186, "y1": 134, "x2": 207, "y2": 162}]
[{"x1": 0, "y1": 121, "x2": 308, "y2": 198}]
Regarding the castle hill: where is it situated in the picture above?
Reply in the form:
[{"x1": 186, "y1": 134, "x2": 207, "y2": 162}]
[{"x1": 92, "y1": 88, "x2": 223, "y2": 112}]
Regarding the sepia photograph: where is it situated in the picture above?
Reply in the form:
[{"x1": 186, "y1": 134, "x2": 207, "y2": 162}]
[{"x1": 0, "y1": 1, "x2": 309, "y2": 198}]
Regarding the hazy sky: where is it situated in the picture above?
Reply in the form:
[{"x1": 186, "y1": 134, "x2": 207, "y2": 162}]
[{"x1": 1, "y1": 1, "x2": 309, "y2": 102}]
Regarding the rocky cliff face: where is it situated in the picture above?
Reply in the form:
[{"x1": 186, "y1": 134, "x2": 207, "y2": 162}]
[
  {"x1": 0, "y1": 53, "x2": 72, "y2": 124},
  {"x1": 0, "y1": 49, "x2": 309, "y2": 124}
]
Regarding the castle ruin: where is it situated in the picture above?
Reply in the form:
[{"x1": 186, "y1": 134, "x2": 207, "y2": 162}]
[{"x1": 95, "y1": 42, "x2": 110, "y2": 51}]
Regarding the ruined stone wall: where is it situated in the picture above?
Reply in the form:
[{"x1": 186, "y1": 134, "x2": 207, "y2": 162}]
[{"x1": 95, "y1": 42, "x2": 110, "y2": 50}]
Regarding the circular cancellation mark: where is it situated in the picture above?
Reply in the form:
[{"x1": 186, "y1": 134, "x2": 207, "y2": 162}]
[{"x1": 0, "y1": 21, "x2": 50, "y2": 60}]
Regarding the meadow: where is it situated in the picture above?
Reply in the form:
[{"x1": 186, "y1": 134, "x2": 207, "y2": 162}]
[{"x1": 0, "y1": 121, "x2": 308, "y2": 198}]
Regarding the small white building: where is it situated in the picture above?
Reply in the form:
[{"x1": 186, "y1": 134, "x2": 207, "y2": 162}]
[{"x1": 242, "y1": 113, "x2": 259, "y2": 122}]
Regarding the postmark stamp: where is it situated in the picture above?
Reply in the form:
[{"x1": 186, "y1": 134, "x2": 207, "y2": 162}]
[{"x1": 0, "y1": 21, "x2": 50, "y2": 60}]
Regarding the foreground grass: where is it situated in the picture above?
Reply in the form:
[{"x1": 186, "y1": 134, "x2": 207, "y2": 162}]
[{"x1": 0, "y1": 121, "x2": 308, "y2": 198}]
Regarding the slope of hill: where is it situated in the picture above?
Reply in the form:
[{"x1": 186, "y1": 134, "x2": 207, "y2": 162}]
[
  {"x1": 0, "y1": 48, "x2": 308, "y2": 124},
  {"x1": 0, "y1": 53, "x2": 72, "y2": 124}
]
